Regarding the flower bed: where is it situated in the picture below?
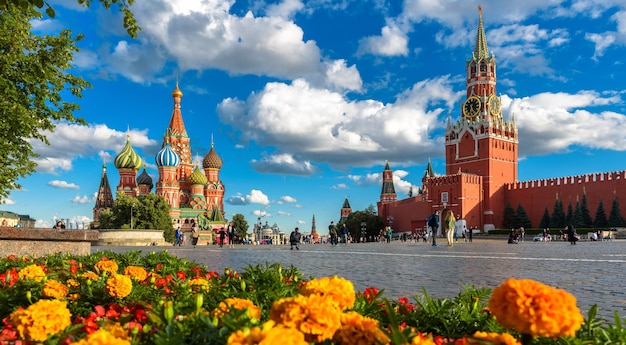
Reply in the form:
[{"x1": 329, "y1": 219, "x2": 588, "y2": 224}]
[{"x1": 0, "y1": 250, "x2": 624, "y2": 344}]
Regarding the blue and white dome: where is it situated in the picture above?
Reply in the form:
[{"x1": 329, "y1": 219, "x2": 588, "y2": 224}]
[{"x1": 155, "y1": 143, "x2": 180, "y2": 167}]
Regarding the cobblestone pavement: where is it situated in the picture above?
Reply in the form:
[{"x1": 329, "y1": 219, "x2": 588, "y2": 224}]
[{"x1": 96, "y1": 238, "x2": 626, "y2": 320}]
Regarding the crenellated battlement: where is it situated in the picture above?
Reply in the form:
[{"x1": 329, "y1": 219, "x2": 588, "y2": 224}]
[
  {"x1": 428, "y1": 172, "x2": 482, "y2": 187},
  {"x1": 506, "y1": 171, "x2": 626, "y2": 190}
]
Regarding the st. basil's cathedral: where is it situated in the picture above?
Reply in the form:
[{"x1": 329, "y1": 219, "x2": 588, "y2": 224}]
[
  {"x1": 93, "y1": 84, "x2": 226, "y2": 228},
  {"x1": 378, "y1": 7, "x2": 626, "y2": 234}
]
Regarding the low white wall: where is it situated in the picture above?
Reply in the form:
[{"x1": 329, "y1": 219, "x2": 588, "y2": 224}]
[{"x1": 96, "y1": 229, "x2": 165, "y2": 246}]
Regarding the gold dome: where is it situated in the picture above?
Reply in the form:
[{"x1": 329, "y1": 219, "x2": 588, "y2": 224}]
[{"x1": 172, "y1": 82, "x2": 183, "y2": 98}]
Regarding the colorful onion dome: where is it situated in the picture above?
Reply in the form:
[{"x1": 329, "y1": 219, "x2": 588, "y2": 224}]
[
  {"x1": 137, "y1": 168, "x2": 153, "y2": 187},
  {"x1": 114, "y1": 135, "x2": 143, "y2": 170},
  {"x1": 155, "y1": 143, "x2": 180, "y2": 167},
  {"x1": 202, "y1": 145, "x2": 222, "y2": 169},
  {"x1": 188, "y1": 165, "x2": 208, "y2": 185},
  {"x1": 172, "y1": 82, "x2": 183, "y2": 98}
]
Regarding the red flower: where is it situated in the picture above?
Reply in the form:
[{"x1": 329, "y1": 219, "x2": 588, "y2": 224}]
[
  {"x1": 0, "y1": 317, "x2": 18, "y2": 341},
  {"x1": 0, "y1": 268, "x2": 19, "y2": 288},
  {"x1": 176, "y1": 270, "x2": 186, "y2": 280},
  {"x1": 155, "y1": 263, "x2": 163, "y2": 271},
  {"x1": 363, "y1": 287, "x2": 380, "y2": 302}
]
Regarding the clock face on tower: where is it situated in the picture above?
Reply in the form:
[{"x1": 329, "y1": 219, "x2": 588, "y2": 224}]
[
  {"x1": 463, "y1": 96, "x2": 481, "y2": 119},
  {"x1": 488, "y1": 94, "x2": 501, "y2": 116}
]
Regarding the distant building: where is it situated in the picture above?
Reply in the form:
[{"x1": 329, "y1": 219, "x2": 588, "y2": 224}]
[
  {"x1": 339, "y1": 197, "x2": 352, "y2": 224},
  {"x1": 0, "y1": 210, "x2": 35, "y2": 228},
  {"x1": 378, "y1": 6, "x2": 626, "y2": 233}
]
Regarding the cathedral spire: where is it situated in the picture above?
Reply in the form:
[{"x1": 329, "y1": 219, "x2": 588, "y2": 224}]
[
  {"x1": 473, "y1": 5, "x2": 489, "y2": 61},
  {"x1": 93, "y1": 163, "x2": 114, "y2": 224},
  {"x1": 380, "y1": 161, "x2": 397, "y2": 204},
  {"x1": 167, "y1": 83, "x2": 187, "y2": 136}
]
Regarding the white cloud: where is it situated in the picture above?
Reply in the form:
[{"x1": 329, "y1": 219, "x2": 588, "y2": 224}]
[
  {"x1": 265, "y1": 0, "x2": 304, "y2": 19},
  {"x1": 227, "y1": 194, "x2": 247, "y2": 205},
  {"x1": 251, "y1": 154, "x2": 317, "y2": 175},
  {"x1": 48, "y1": 180, "x2": 80, "y2": 190},
  {"x1": 331, "y1": 183, "x2": 348, "y2": 190},
  {"x1": 246, "y1": 189, "x2": 270, "y2": 205},
  {"x1": 357, "y1": 22, "x2": 409, "y2": 56},
  {"x1": 277, "y1": 210, "x2": 291, "y2": 216},
  {"x1": 1, "y1": 198, "x2": 15, "y2": 205},
  {"x1": 280, "y1": 196, "x2": 297, "y2": 203},
  {"x1": 253, "y1": 209, "x2": 270, "y2": 217},
  {"x1": 71, "y1": 195, "x2": 92, "y2": 204}
]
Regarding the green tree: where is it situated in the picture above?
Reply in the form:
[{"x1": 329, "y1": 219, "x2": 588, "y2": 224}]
[
  {"x1": 566, "y1": 202, "x2": 573, "y2": 226},
  {"x1": 572, "y1": 201, "x2": 584, "y2": 228},
  {"x1": 551, "y1": 198, "x2": 566, "y2": 229},
  {"x1": 231, "y1": 214, "x2": 249, "y2": 239},
  {"x1": 0, "y1": 1, "x2": 138, "y2": 199},
  {"x1": 364, "y1": 204, "x2": 377, "y2": 215},
  {"x1": 581, "y1": 192, "x2": 593, "y2": 227},
  {"x1": 608, "y1": 195, "x2": 625, "y2": 228},
  {"x1": 538, "y1": 207, "x2": 551, "y2": 229},
  {"x1": 98, "y1": 192, "x2": 174, "y2": 241},
  {"x1": 345, "y1": 210, "x2": 384, "y2": 242},
  {"x1": 513, "y1": 204, "x2": 532, "y2": 229},
  {"x1": 593, "y1": 200, "x2": 608, "y2": 228},
  {"x1": 501, "y1": 203, "x2": 515, "y2": 230}
]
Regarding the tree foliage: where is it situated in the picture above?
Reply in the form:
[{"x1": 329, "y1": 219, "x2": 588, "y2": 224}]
[
  {"x1": 501, "y1": 203, "x2": 515, "y2": 230},
  {"x1": 230, "y1": 213, "x2": 248, "y2": 239},
  {"x1": 581, "y1": 193, "x2": 593, "y2": 228},
  {"x1": 538, "y1": 207, "x2": 551, "y2": 229},
  {"x1": 593, "y1": 200, "x2": 608, "y2": 228},
  {"x1": 513, "y1": 204, "x2": 532, "y2": 229},
  {"x1": 345, "y1": 210, "x2": 384, "y2": 242},
  {"x1": 97, "y1": 192, "x2": 174, "y2": 241},
  {"x1": 608, "y1": 196, "x2": 625, "y2": 228},
  {"x1": 551, "y1": 198, "x2": 566, "y2": 229}
]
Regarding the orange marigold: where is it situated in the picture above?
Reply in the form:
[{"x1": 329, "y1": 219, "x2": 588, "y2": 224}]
[
  {"x1": 213, "y1": 297, "x2": 261, "y2": 320},
  {"x1": 488, "y1": 278, "x2": 584, "y2": 338},
  {"x1": 333, "y1": 311, "x2": 390, "y2": 345},
  {"x1": 81, "y1": 272, "x2": 99, "y2": 280},
  {"x1": 69, "y1": 328, "x2": 131, "y2": 345},
  {"x1": 18, "y1": 264, "x2": 46, "y2": 282},
  {"x1": 410, "y1": 332, "x2": 436, "y2": 345},
  {"x1": 42, "y1": 279, "x2": 69, "y2": 299},
  {"x1": 189, "y1": 278, "x2": 209, "y2": 291},
  {"x1": 66, "y1": 279, "x2": 80, "y2": 288},
  {"x1": 467, "y1": 331, "x2": 521, "y2": 345},
  {"x1": 95, "y1": 259, "x2": 118, "y2": 275},
  {"x1": 10, "y1": 299, "x2": 71, "y2": 342},
  {"x1": 123, "y1": 266, "x2": 148, "y2": 281},
  {"x1": 270, "y1": 294, "x2": 341, "y2": 343},
  {"x1": 299, "y1": 276, "x2": 356, "y2": 311},
  {"x1": 227, "y1": 321, "x2": 307, "y2": 345},
  {"x1": 105, "y1": 274, "x2": 133, "y2": 299}
]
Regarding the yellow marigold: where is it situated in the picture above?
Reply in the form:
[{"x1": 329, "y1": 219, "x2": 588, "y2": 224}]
[
  {"x1": 227, "y1": 320, "x2": 307, "y2": 345},
  {"x1": 10, "y1": 299, "x2": 71, "y2": 342},
  {"x1": 18, "y1": 264, "x2": 46, "y2": 282},
  {"x1": 123, "y1": 266, "x2": 148, "y2": 281},
  {"x1": 105, "y1": 274, "x2": 133, "y2": 299},
  {"x1": 189, "y1": 278, "x2": 209, "y2": 291},
  {"x1": 66, "y1": 279, "x2": 80, "y2": 288},
  {"x1": 81, "y1": 272, "x2": 99, "y2": 280},
  {"x1": 270, "y1": 294, "x2": 341, "y2": 343},
  {"x1": 42, "y1": 279, "x2": 69, "y2": 299},
  {"x1": 488, "y1": 278, "x2": 584, "y2": 338},
  {"x1": 467, "y1": 331, "x2": 521, "y2": 345},
  {"x1": 95, "y1": 259, "x2": 118, "y2": 275},
  {"x1": 410, "y1": 332, "x2": 436, "y2": 345},
  {"x1": 69, "y1": 328, "x2": 131, "y2": 345},
  {"x1": 299, "y1": 276, "x2": 356, "y2": 311},
  {"x1": 333, "y1": 311, "x2": 390, "y2": 345},
  {"x1": 103, "y1": 322, "x2": 130, "y2": 341},
  {"x1": 213, "y1": 297, "x2": 261, "y2": 320}
]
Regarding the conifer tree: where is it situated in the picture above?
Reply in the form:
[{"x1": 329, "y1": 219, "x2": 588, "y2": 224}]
[
  {"x1": 581, "y1": 192, "x2": 593, "y2": 227},
  {"x1": 594, "y1": 200, "x2": 608, "y2": 228},
  {"x1": 572, "y1": 201, "x2": 584, "y2": 228},
  {"x1": 502, "y1": 203, "x2": 515, "y2": 230},
  {"x1": 551, "y1": 198, "x2": 566, "y2": 228},
  {"x1": 608, "y1": 195, "x2": 625, "y2": 228},
  {"x1": 514, "y1": 204, "x2": 532, "y2": 229},
  {"x1": 566, "y1": 202, "x2": 573, "y2": 226},
  {"x1": 539, "y1": 207, "x2": 551, "y2": 229}
]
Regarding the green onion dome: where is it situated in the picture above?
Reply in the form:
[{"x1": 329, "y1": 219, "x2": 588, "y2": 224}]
[
  {"x1": 188, "y1": 165, "x2": 208, "y2": 185},
  {"x1": 202, "y1": 145, "x2": 222, "y2": 169},
  {"x1": 137, "y1": 168, "x2": 153, "y2": 189},
  {"x1": 114, "y1": 136, "x2": 143, "y2": 170},
  {"x1": 155, "y1": 143, "x2": 180, "y2": 167}
]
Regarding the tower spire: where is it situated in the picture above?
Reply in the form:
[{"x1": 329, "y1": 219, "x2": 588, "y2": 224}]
[{"x1": 473, "y1": 5, "x2": 489, "y2": 61}]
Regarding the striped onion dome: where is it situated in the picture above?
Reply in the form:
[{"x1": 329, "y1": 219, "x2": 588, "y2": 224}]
[
  {"x1": 155, "y1": 143, "x2": 180, "y2": 167},
  {"x1": 114, "y1": 136, "x2": 143, "y2": 170},
  {"x1": 137, "y1": 168, "x2": 153, "y2": 188},
  {"x1": 188, "y1": 165, "x2": 207, "y2": 185},
  {"x1": 202, "y1": 145, "x2": 222, "y2": 169}
]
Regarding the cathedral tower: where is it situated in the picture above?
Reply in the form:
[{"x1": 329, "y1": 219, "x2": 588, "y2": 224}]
[
  {"x1": 93, "y1": 163, "x2": 113, "y2": 224},
  {"x1": 114, "y1": 134, "x2": 143, "y2": 197},
  {"x1": 445, "y1": 6, "x2": 518, "y2": 228}
]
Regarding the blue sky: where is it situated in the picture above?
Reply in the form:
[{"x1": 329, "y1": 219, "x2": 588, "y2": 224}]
[{"x1": 3, "y1": 0, "x2": 626, "y2": 233}]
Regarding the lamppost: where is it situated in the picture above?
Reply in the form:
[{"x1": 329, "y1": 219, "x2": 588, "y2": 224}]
[
  {"x1": 130, "y1": 203, "x2": 135, "y2": 230},
  {"x1": 360, "y1": 222, "x2": 367, "y2": 243}
]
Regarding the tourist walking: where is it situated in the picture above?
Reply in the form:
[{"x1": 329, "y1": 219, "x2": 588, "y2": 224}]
[
  {"x1": 290, "y1": 227, "x2": 302, "y2": 250},
  {"x1": 427, "y1": 210, "x2": 440, "y2": 246},
  {"x1": 443, "y1": 209, "x2": 456, "y2": 246},
  {"x1": 566, "y1": 224, "x2": 578, "y2": 245},
  {"x1": 218, "y1": 227, "x2": 226, "y2": 248},
  {"x1": 340, "y1": 223, "x2": 349, "y2": 245},
  {"x1": 191, "y1": 220, "x2": 199, "y2": 247},
  {"x1": 174, "y1": 225, "x2": 182, "y2": 246},
  {"x1": 227, "y1": 221, "x2": 236, "y2": 248},
  {"x1": 519, "y1": 227, "x2": 525, "y2": 242},
  {"x1": 329, "y1": 221, "x2": 338, "y2": 246}
]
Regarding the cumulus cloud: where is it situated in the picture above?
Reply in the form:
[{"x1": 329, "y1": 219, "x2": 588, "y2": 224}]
[
  {"x1": 331, "y1": 183, "x2": 348, "y2": 190},
  {"x1": 227, "y1": 194, "x2": 247, "y2": 205},
  {"x1": 279, "y1": 196, "x2": 297, "y2": 203},
  {"x1": 48, "y1": 180, "x2": 80, "y2": 190},
  {"x1": 31, "y1": 123, "x2": 158, "y2": 174},
  {"x1": 277, "y1": 210, "x2": 291, "y2": 216},
  {"x1": 246, "y1": 190, "x2": 270, "y2": 205},
  {"x1": 71, "y1": 195, "x2": 92, "y2": 204},
  {"x1": 1, "y1": 198, "x2": 15, "y2": 205},
  {"x1": 357, "y1": 22, "x2": 409, "y2": 56}
]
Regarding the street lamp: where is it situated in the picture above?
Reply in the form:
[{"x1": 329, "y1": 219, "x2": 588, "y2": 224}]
[{"x1": 130, "y1": 203, "x2": 135, "y2": 230}]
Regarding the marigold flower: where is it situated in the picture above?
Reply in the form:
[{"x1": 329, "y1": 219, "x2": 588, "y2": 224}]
[
  {"x1": 488, "y1": 278, "x2": 584, "y2": 338},
  {"x1": 10, "y1": 299, "x2": 71, "y2": 342},
  {"x1": 189, "y1": 278, "x2": 209, "y2": 291},
  {"x1": 270, "y1": 294, "x2": 341, "y2": 343},
  {"x1": 95, "y1": 259, "x2": 118, "y2": 275},
  {"x1": 467, "y1": 331, "x2": 520, "y2": 345},
  {"x1": 66, "y1": 278, "x2": 80, "y2": 288},
  {"x1": 299, "y1": 276, "x2": 356, "y2": 311},
  {"x1": 410, "y1": 332, "x2": 437, "y2": 345},
  {"x1": 122, "y1": 266, "x2": 148, "y2": 281},
  {"x1": 81, "y1": 272, "x2": 99, "y2": 280},
  {"x1": 213, "y1": 297, "x2": 261, "y2": 320},
  {"x1": 227, "y1": 320, "x2": 307, "y2": 345},
  {"x1": 333, "y1": 311, "x2": 390, "y2": 345},
  {"x1": 105, "y1": 274, "x2": 133, "y2": 299},
  {"x1": 69, "y1": 328, "x2": 130, "y2": 345},
  {"x1": 42, "y1": 279, "x2": 69, "y2": 299},
  {"x1": 18, "y1": 265, "x2": 46, "y2": 282}
]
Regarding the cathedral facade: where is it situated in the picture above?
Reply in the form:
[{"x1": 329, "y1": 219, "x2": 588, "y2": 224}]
[
  {"x1": 378, "y1": 7, "x2": 626, "y2": 233},
  {"x1": 93, "y1": 84, "x2": 226, "y2": 228}
]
